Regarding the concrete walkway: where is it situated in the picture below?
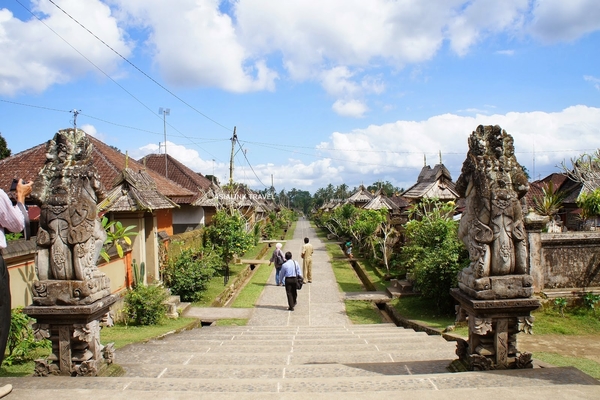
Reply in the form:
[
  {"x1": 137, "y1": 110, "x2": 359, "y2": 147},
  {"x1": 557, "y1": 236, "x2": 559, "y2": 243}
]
[
  {"x1": 247, "y1": 217, "x2": 351, "y2": 326},
  {"x1": 183, "y1": 218, "x2": 350, "y2": 325}
]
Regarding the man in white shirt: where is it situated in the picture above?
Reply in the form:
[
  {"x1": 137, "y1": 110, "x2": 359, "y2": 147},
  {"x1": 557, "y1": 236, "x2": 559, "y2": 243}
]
[{"x1": 0, "y1": 179, "x2": 32, "y2": 398}]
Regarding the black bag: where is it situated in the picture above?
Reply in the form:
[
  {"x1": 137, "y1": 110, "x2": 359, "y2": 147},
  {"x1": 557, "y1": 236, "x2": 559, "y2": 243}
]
[
  {"x1": 276, "y1": 250, "x2": 285, "y2": 265},
  {"x1": 295, "y1": 262, "x2": 303, "y2": 290}
]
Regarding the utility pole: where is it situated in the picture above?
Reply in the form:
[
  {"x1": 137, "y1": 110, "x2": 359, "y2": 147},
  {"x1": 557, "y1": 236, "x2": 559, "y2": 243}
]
[
  {"x1": 229, "y1": 126, "x2": 237, "y2": 186},
  {"x1": 159, "y1": 107, "x2": 170, "y2": 178}
]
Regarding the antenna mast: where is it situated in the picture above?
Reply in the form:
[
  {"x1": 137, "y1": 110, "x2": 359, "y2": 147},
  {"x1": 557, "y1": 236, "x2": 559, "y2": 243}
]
[
  {"x1": 159, "y1": 107, "x2": 170, "y2": 178},
  {"x1": 70, "y1": 109, "x2": 80, "y2": 131},
  {"x1": 229, "y1": 126, "x2": 237, "y2": 186}
]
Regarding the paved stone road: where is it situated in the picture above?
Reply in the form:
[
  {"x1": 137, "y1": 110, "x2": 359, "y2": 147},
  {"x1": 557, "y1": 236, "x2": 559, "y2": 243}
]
[{"x1": 248, "y1": 217, "x2": 351, "y2": 326}]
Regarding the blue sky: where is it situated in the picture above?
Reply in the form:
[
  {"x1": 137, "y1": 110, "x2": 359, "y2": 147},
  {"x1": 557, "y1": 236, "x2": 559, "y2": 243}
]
[{"x1": 1, "y1": 0, "x2": 599, "y2": 194}]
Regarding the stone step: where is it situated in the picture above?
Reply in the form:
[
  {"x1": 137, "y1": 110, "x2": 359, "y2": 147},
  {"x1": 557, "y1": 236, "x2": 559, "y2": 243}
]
[
  {"x1": 115, "y1": 347, "x2": 457, "y2": 365},
  {"x1": 119, "y1": 360, "x2": 453, "y2": 379},
  {"x1": 117, "y1": 335, "x2": 451, "y2": 354},
  {"x1": 164, "y1": 329, "x2": 428, "y2": 341},
  {"x1": 4, "y1": 367, "x2": 598, "y2": 399}
]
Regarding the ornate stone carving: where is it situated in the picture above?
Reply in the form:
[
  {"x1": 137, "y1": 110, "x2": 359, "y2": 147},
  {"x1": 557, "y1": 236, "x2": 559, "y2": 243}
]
[
  {"x1": 23, "y1": 129, "x2": 116, "y2": 377},
  {"x1": 517, "y1": 316, "x2": 535, "y2": 335},
  {"x1": 472, "y1": 317, "x2": 493, "y2": 335},
  {"x1": 455, "y1": 125, "x2": 531, "y2": 299},
  {"x1": 450, "y1": 125, "x2": 540, "y2": 372},
  {"x1": 31, "y1": 129, "x2": 107, "y2": 286},
  {"x1": 515, "y1": 352, "x2": 534, "y2": 369}
]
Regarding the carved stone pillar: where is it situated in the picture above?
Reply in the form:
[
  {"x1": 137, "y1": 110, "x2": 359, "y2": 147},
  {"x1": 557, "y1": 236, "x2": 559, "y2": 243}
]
[
  {"x1": 451, "y1": 288, "x2": 539, "y2": 371},
  {"x1": 23, "y1": 294, "x2": 117, "y2": 376}
]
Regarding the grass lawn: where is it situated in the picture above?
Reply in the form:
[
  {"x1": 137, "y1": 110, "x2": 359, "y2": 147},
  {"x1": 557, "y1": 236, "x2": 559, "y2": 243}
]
[
  {"x1": 326, "y1": 243, "x2": 364, "y2": 292},
  {"x1": 214, "y1": 319, "x2": 248, "y2": 326},
  {"x1": 532, "y1": 305, "x2": 600, "y2": 335},
  {"x1": 101, "y1": 317, "x2": 199, "y2": 349},
  {"x1": 534, "y1": 352, "x2": 600, "y2": 379},
  {"x1": 359, "y1": 258, "x2": 390, "y2": 291},
  {"x1": 345, "y1": 300, "x2": 386, "y2": 324},
  {"x1": 391, "y1": 296, "x2": 457, "y2": 330}
]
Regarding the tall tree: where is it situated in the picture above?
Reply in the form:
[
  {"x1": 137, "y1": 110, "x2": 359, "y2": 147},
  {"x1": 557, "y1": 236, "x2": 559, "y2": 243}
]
[{"x1": 0, "y1": 133, "x2": 11, "y2": 160}]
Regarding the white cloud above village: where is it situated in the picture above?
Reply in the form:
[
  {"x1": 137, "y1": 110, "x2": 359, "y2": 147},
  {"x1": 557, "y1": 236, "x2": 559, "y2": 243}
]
[
  {"x1": 0, "y1": 0, "x2": 130, "y2": 96},
  {"x1": 1, "y1": 1, "x2": 599, "y2": 196},
  {"x1": 131, "y1": 106, "x2": 600, "y2": 193}
]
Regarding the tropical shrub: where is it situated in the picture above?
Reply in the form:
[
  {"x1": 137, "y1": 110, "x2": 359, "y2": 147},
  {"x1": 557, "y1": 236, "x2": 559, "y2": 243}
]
[
  {"x1": 401, "y1": 199, "x2": 469, "y2": 312},
  {"x1": 3, "y1": 307, "x2": 51, "y2": 366},
  {"x1": 204, "y1": 209, "x2": 255, "y2": 265},
  {"x1": 123, "y1": 284, "x2": 169, "y2": 326},
  {"x1": 163, "y1": 248, "x2": 219, "y2": 302}
]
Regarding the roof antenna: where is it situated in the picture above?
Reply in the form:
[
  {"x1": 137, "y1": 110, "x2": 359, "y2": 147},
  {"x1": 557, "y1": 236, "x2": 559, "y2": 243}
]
[{"x1": 70, "y1": 109, "x2": 81, "y2": 131}]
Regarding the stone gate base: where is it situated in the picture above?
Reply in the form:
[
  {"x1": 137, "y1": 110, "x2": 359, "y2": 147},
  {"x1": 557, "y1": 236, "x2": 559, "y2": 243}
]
[
  {"x1": 450, "y1": 288, "x2": 540, "y2": 371},
  {"x1": 23, "y1": 294, "x2": 117, "y2": 377}
]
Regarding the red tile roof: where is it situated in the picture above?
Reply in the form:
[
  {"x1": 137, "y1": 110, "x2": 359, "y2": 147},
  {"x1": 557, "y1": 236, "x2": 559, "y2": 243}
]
[
  {"x1": 139, "y1": 154, "x2": 212, "y2": 204},
  {"x1": 0, "y1": 129, "x2": 193, "y2": 201}
]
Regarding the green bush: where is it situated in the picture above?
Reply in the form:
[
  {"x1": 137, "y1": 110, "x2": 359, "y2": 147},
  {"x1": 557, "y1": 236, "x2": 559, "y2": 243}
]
[
  {"x1": 401, "y1": 199, "x2": 469, "y2": 312},
  {"x1": 3, "y1": 307, "x2": 51, "y2": 366},
  {"x1": 124, "y1": 285, "x2": 169, "y2": 325},
  {"x1": 163, "y1": 248, "x2": 218, "y2": 302}
]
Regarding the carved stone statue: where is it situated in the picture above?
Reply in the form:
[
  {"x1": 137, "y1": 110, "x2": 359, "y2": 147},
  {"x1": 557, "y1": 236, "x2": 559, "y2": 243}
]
[
  {"x1": 455, "y1": 125, "x2": 532, "y2": 299},
  {"x1": 24, "y1": 128, "x2": 117, "y2": 377},
  {"x1": 29, "y1": 129, "x2": 110, "y2": 305},
  {"x1": 450, "y1": 125, "x2": 539, "y2": 372}
]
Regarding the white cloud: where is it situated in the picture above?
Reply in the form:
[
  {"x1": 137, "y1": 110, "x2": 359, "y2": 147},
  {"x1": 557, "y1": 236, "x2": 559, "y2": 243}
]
[
  {"x1": 112, "y1": 0, "x2": 277, "y2": 92},
  {"x1": 0, "y1": 0, "x2": 131, "y2": 95},
  {"x1": 496, "y1": 49, "x2": 515, "y2": 56},
  {"x1": 332, "y1": 100, "x2": 368, "y2": 118},
  {"x1": 584, "y1": 75, "x2": 600, "y2": 90},
  {"x1": 131, "y1": 106, "x2": 600, "y2": 193},
  {"x1": 530, "y1": 0, "x2": 600, "y2": 42}
]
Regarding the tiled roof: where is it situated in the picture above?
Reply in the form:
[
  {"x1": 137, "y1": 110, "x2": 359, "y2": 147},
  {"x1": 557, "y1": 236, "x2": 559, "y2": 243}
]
[
  {"x1": 99, "y1": 168, "x2": 178, "y2": 212},
  {"x1": 0, "y1": 129, "x2": 193, "y2": 202},
  {"x1": 139, "y1": 154, "x2": 213, "y2": 204}
]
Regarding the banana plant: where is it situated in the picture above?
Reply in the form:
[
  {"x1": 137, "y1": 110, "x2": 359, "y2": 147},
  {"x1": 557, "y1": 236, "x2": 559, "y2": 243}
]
[{"x1": 100, "y1": 216, "x2": 138, "y2": 262}]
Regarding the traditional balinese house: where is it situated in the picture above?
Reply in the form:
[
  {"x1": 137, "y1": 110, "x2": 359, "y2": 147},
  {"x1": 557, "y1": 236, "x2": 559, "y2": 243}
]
[
  {"x1": 0, "y1": 129, "x2": 193, "y2": 306},
  {"x1": 363, "y1": 190, "x2": 410, "y2": 227},
  {"x1": 402, "y1": 163, "x2": 459, "y2": 203},
  {"x1": 345, "y1": 185, "x2": 374, "y2": 208},
  {"x1": 526, "y1": 172, "x2": 598, "y2": 231},
  {"x1": 140, "y1": 154, "x2": 215, "y2": 232},
  {"x1": 98, "y1": 167, "x2": 179, "y2": 283}
]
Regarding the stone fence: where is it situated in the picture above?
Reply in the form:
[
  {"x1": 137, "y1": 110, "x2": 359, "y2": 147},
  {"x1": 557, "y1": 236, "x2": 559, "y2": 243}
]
[{"x1": 529, "y1": 228, "x2": 600, "y2": 296}]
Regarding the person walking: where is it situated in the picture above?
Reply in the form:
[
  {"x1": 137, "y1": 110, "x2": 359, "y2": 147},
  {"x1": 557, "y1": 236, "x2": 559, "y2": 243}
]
[
  {"x1": 0, "y1": 179, "x2": 32, "y2": 399},
  {"x1": 279, "y1": 251, "x2": 302, "y2": 311},
  {"x1": 268, "y1": 242, "x2": 285, "y2": 286},
  {"x1": 301, "y1": 237, "x2": 313, "y2": 283}
]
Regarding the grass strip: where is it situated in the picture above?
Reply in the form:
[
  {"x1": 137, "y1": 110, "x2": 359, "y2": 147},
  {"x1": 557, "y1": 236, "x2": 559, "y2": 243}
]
[
  {"x1": 391, "y1": 296, "x2": 457, "y2": 331},
  {"x1": 534, "y1": 352, "x2": 600, "y2": 379},
  {"x1": 231, "y1": 222, "x2": 296, "y2": 308},
  {"x1": 357, "y1": 258, "x2": 389, "y2": 291},
  {"x1": 532, "y1": 306, "x2": 600, "y2": 335},
  {"x1": 345, "y1": 300, "x2": 386, "y2": 324},
  {"x1": 214, "y1": 319, "x2": 248, "y2": 326},
  {"x1": 101, "y1": 317, "x2": 199, "y2": 349},
  {"x1": 326, "y1": 243, "x2": 364, "y2": 292}
]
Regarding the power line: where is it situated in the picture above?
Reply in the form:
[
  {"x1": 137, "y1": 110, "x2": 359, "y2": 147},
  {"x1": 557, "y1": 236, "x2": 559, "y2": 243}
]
[
  {"x1": 45, "y1": 0, "x2": 232, "y2": 132},
  {"x1": 12, "y1": 0, "x2": 228, "y2": 162}
]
